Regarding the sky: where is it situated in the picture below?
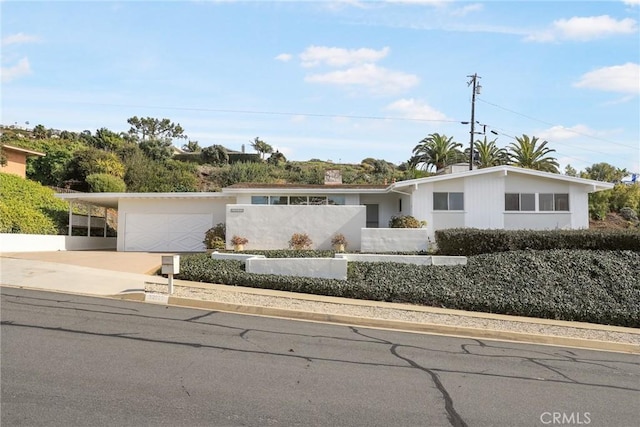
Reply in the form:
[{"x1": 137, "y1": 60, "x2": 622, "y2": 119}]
[{"x1": 1, "y1": 0, "x2": 639, "y2": 175}]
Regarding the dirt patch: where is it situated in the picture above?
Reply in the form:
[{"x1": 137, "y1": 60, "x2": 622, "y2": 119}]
[{"x1": 589, "y1": 212, "x2": 639, "y2": 230}]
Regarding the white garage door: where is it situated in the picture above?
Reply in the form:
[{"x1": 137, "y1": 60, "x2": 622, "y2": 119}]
[{"x1": 124, "y1": 214, "x2": 212, "y2": 252}]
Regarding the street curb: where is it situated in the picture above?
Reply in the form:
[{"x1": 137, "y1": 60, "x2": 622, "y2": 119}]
[{"x1": 114, "y1": 292, "x2": 640, "y2": 354}]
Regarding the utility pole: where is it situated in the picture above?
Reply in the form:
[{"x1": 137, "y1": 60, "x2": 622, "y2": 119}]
[{"x1": 467, "y1": 74, "x2": 481, "y2": 170}]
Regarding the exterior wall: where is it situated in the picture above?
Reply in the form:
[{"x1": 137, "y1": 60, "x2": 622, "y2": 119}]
[
  {"x1": 0, "y1": 234, "x2": 116, "y2": 252},
  {"x1": 570, "y1": 184, "x2": 589, "y2": 228},
  {"x1": 464, "y1": 172, "x2": 504, "y2": 230},
  {"x1": 359, "y1": 194, "x2": 399, "y2": 228},
  {"x1": 117, "y1": 198, "x2": 232, "y2": 251},
  {"x1": 360, "y1": 228, "x2": 430, "y2": 252},
  {"x1": 0, "y1": 150, "x2": 28, "y2": 177},
  {"x1": 225, "y1": 204, "x2": 365, "y2": 250},
  {"x1": 503, "y1": 213, "x2": 572, "y2": 230}
]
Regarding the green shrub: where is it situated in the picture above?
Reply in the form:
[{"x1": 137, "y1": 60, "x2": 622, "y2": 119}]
[
  {"x1": 86, "y1": 173, "x2": 127, "y2": 192},
  {"x1": 175, "y1": 250, "x2": 640, "y2": 327},
  {"x1": 0, "y1": 172, "x2": 69, "y2": 234},
  {"x1": 388, "y1": 215, "x2": 426, "y2": 228},
  {"x1": 203, "y1": 223, "x2": 226, "y2": 249},
  {"x1": 435, "y1": 228, "x2": 640, "y2": 256}
]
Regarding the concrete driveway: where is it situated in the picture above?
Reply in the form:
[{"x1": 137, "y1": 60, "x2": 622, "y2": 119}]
[{"x1": 0, "y1": 251, "x2": 169, "y2": 296}]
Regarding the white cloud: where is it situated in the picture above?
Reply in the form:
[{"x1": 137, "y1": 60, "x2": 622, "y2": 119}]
[
  {"x1": 305, "y1": 63, "x2": 419, "y2": 95},
  {"x1": 450, "y1": 3, "x2": 483, "y2": 17},
  {"x1": 1, "y1": 57, "x2": 32, "y2": 83},
  {"x1": 300, "y1": 46, "x2": 390, "y2": 68},
  {"x1": 574, "y1": 63, "x2": 640, "y2": 94},
  {"x1": 385, "y1": 0, "x2": 449, "y2": 5},
  {"x1": 623, "y1": 0, "x2": 640, "y2": 6},
  {"x1": 275, "y1": 53, "x2": 292, "y2": 62},
  {"x1": 384, "y1": 98, "x2": 448, "y2": 121},
  {"x1": 527, "y1": 15, "x2": 637, "y2": 42},
  {"x1": 537, "y1": 124, "x2": 597, "y2": 141},
  {"x1": 1, "y1": 32, "x2": 40, "y2": 46}
]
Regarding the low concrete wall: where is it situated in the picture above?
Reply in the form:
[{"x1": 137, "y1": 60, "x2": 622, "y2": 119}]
[
  {"x1": 0, "y1": 234, "x2": 117, "y2": 252},
  {"x1": 246, "y1": 257, "x2": 348, "y2": 280},
  {"x1": 335, "y1": 253, "x2": 467, "y2": 266},
  {"x1": 360, "y1": 228, "x2": 430, "y2": 253},
  {"x1": 211, "y1": 251, "x2": 265, "y2": 262}
]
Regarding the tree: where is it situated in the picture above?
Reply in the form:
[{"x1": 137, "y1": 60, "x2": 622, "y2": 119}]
[
  {"x1": 581, "y1": 162, "x2": 627, "y2": 183},
  {"x1": 250, "y1": 137, "x2": 273, "y2": 160},
  {"x1": 201, "y1": 144, "x2": 229, "y2": 166},
  {"x1": 411, "y1": 133, "x2": 462, "y2": 172},
  {"x1": 507, "y1": 135, "x2": 559, "y2": 173},
  {"x1": 32, "y1": 124, "x2": 48, "y2": 140},
  {"x1": 127, "y1": 116, "x2": 187, "y2": 142},
  {"x1": 473, "y1": 137, "x2": 508, "y2": 168},
  {"x1": 86, "y1": 173, "x2": 127, "y2": 193},
  {"x1": 65, "y1": 147, "x2": 125, "y2": 184},
  {"x1": 127, "y1": 117, "x2": 187, "y2": 162},
  {"x1": 182, "y1": 140, "x2": 201, "y2": 153},
  {"x1": 564, "y1": 164, "x2": 578, "y2": 177},
  {"x1": 93, "y1": 128, "x2": 125, "y2": 152},
  {"x1": 267, "y1": 150, "x2": 287, "y2": 166}
]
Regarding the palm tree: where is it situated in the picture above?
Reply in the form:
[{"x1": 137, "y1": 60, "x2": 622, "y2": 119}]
[
  {"x1": 250, "y1": 137, "x2": 273, "y2": 160},
  {"x1": 474, "y1": 137, "x2": 508, "y2": 168},
  {"x1": 411, "y1": 133, "x2": 462, "y2": 172},
  {"x1": 507, "y1": 135, "x2": 559, "y2": 173}
]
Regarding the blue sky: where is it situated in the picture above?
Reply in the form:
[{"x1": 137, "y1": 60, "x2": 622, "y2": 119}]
[{"x1": 2, "y1": 0, "x2": 639, "y2": 174}]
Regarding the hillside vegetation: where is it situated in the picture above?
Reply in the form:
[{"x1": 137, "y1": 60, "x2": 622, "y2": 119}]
[{"x1": 0, "y1": 172, "x2": 69, "y2": 234}]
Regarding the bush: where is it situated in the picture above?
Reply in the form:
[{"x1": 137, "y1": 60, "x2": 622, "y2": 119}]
[
  {"x1": 435, "y1": 228, "x2": 640, "y2": 256},
  {"x1": 619, "y1": 207, "x2": 639, "y2": 222},
  {"x1": 389, "y1": 215, "x2": 426, "y2": 228},
  {"x1": 86, "y1": 173, "x2": 126, "y2": 192},
  {"x1": 289, "y1": 233, "x2": 313, "y2": 250},
  {"x1": 175, "y1": 249, "x2": 640, "y2": 327},
  {"x1": 203, "y1": 223, "x2": 226, "y2": 250},
  {"x1": 0, "y1": 172, "x2": 69, "y2": 234}
]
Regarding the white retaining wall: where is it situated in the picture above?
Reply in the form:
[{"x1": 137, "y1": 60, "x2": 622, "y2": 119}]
[
  {"x1": 245, "y1": 257, "x2": 348, "y2": 280},
  {"x1": 360, "y1": 228, "x2": 431, "y2": 253},
  {"x1": 0, "y1": 234, "x2": 117, "y2": 252},
  {"x1": 335, "y1": 253, "x2": 467, "y2": 266}
]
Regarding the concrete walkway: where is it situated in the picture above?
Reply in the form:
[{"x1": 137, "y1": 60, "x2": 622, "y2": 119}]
[{"x1": 1, "y1": 251, "x2": 639, "y2": 354}]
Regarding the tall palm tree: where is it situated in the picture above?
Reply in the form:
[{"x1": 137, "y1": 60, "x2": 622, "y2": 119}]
[
  {"x1": 508, "y1": 135, "x2": 559, "y2": 173},
  {"x1": 474, "y1": 137, "x2": 508, "y2": 168},
  {"x1": 412, "y1": 133, "x2": 462, "y2": 172},
  {"x1": 250, "y1": 137, "x2": 273, "y2": 160}
]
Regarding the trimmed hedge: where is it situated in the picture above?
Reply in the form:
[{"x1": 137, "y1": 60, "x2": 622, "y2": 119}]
[
  {"x1": 175, "y1": 250, "x2": 640, "y2": 328},
  {"x1": 435, "y1": 228, "x2": 640, "y2": 256}
]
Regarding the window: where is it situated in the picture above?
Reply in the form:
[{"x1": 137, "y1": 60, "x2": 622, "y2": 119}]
[
  {"x1": 539, "y1": 193, "x2": 569, "y2": 211},
  {"x1": 290, "y1": 196, "x2": 308, "y2": 205},
  {"x1": 328, "y1": 195, "x2": 345, "y2": 205},
  {"x1": 433, "y1": 192, "x2": 464, "y2": 211},
  {"x1": 251, "y1": 196, "x2": 269, "y2": 205},
  {"x1": 398, "y1": 198, "x2": 402, "y2": 213},
  {"x1": 309, "y1": 196, "x2": 327, "y2": 205},
  {"x1": 270, "y1": 196, "x2": 288, "y2": 205},
  {"x1": 505, "y1": 193, "x2": 535, "y2": 211}
]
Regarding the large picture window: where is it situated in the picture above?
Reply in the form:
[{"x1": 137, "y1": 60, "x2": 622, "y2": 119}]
[
  {"x1": 433, "y1": 192, "x2": 464, "y2": 211},
  {"x1": 505, "y1": 193, "x2": 535, "y2": 211}
]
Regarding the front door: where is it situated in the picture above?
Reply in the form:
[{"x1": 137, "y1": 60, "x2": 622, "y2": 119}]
[{"x1": 365, "y1": 204, "x2": 379, "y2": 228}]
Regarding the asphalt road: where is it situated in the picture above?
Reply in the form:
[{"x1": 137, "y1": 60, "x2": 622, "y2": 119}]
[{"x1": 1, "y1": 287, "x2": 639, "y2": 427}]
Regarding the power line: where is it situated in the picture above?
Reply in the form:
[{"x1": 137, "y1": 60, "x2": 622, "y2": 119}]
[{"x1": 478, "y1": 98, "x2": 638, "y2": 151}]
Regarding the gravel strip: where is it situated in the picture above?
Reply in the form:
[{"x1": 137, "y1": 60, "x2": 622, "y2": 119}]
[{"x1": 145, "y1": 283, "x2": 640, "y2": 346}]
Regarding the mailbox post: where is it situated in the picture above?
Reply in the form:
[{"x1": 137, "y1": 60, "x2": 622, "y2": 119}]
[{"x1": 161, "y1": 255, "x2": 180, "y2": 294}]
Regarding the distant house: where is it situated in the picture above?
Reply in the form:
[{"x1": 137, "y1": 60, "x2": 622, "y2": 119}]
[
  {"x1": 56, "y1": 165, "x2": 614, "y2": 252},
  {"x1": 0, "y1": 144, "x2": 45, "y2": 178}
]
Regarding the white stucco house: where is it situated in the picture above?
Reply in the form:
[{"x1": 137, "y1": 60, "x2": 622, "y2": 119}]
[{"x1": 55, "y1": 165, "x2": 614, "y2": 252}]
